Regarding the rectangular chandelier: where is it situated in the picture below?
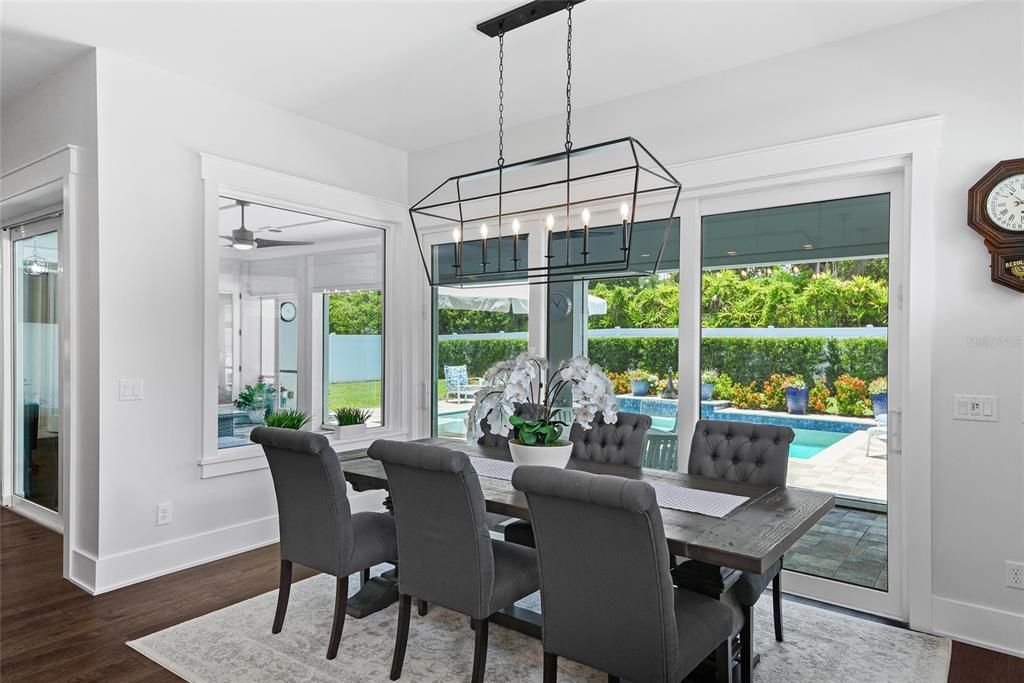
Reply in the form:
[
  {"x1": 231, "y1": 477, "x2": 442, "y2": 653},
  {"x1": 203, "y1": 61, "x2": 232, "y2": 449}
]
[{"x1": 409, "y1": 136, "x2": 681, "y2": 286}]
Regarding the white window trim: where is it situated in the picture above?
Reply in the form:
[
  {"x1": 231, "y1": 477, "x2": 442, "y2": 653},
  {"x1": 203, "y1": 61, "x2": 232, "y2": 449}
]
[
  {"x1": 199, "y1": 156, "x2": 414, "y2": 478},
  {"x1": 671, "y1": 116, "x2": 941, "y2": 632}
]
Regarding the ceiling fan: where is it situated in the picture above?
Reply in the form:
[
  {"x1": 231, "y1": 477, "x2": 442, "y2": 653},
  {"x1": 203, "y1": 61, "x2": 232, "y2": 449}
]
[{"x1": 221, "y1": 201, "x2": 314, "y2": 250}]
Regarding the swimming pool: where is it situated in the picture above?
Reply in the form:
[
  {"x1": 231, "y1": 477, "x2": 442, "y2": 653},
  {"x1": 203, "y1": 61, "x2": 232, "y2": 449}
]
[
  {"x1": 647, "y1": 416, "x2": 845, "y2": 460},
  {"x1": 438, "y1": 410, "x2": 851, "y2": 460}
]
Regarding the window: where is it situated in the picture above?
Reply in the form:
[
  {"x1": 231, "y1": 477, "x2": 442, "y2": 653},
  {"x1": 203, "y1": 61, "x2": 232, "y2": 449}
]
[
  {"x1": 432, "y1": 282, "x2": 530, "y2": 438},
  {"x1": 700, "y1": 193, "x2": 892, "y2": 592},
  {"x1": 216, "y1": 197, "x2": 385, "y2": 448}
]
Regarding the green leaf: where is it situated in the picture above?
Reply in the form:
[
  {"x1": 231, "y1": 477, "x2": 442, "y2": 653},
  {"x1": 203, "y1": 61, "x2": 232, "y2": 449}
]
[{"x1": 520, "y1": 430, "x2": 537, "y2": 445}]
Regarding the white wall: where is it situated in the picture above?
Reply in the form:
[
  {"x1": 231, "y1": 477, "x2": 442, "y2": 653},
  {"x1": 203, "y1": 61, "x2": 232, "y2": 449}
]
[
  {"x1": 1, "y1": 51, "x2": 102, "y2": 587},
  {"x1": 2, "y1": 47, "x2": 411, "y2": 591},
  {"x1": 89, "y1": 50, "x2": 409, "y2": 589},
  {"x1": 411, "y1": 1, "x2": 1024, "y2": 652}
]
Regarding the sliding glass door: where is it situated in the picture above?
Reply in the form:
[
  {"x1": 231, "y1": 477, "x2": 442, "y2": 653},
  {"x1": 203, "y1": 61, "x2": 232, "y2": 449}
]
[
  {"x1": 12, "y1": 224, "x2": 61, "y2": 516},
  {"x1": 698, "y1": 174, "x2": 905, "y2": 619}
]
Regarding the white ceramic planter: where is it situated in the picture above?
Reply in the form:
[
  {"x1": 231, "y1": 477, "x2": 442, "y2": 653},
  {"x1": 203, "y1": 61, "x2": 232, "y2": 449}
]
[
  {"x1": 247, "y1": 409, "x2": 265, "y2": 424},
  {"x1": 508, "y1": 441, "x2": 573, "y2": 469},
  {"x1": 334, "y1": 423, "x2": 367, "y2": 440}
]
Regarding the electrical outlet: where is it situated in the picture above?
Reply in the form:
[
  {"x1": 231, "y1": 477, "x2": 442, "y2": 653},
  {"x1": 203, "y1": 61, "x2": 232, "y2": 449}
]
[
  {"x1": 119, "y1": 379, "x2": 144, "y2": 401},
  {"x1": 156, "y1": 502, "x2": 172, "y2": 526},
  {"x1": 1007, "y1": 561, "x2": 1024, "y2": 590}
]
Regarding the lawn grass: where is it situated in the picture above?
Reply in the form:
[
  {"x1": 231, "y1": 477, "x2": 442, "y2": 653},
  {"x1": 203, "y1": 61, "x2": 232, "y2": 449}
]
[{"x1": 327, "y1": 380, "x2": 448, "y2": 411}]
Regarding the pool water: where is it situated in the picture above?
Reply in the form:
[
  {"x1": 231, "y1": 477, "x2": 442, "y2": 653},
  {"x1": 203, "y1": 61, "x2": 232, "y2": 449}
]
[
  {"x1": 650, "y1": 415, "x2": 846, "y2": 460},
  {"x1": 440, "y1": 411, "x2": 850, "y2": 460}
]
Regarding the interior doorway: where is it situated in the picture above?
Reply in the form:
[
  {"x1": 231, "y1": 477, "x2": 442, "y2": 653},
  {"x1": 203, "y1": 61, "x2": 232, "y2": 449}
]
[{"x1": 2, "y1": 213, "x2": 63, "y2": 531}]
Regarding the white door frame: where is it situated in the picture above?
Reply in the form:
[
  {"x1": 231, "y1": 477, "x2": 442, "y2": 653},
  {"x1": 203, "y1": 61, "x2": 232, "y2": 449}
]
[
  {"x1": 0, "y1": 146, "x2": 81, "y2": 579},
  {"x1": 673, "y1": 117, "x2": 941, "y2": 630},
  {"x1": 696, "y1": 172, "x2": 906, "y2": 619}
]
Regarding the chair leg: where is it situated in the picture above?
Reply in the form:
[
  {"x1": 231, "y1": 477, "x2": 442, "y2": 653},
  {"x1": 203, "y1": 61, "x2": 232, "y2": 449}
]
[
  {"x1": 543, "y1": 652, "x2": 557, "y2": 683},
  {"x1": 326, "y1": 575, "x2": 349, "y2": 660},
  {"x1": 272, "y1": 559, "x2": 292, "y2": 634},
  {"x1": 773, "y1": 571, "x2": 784, "y2": 642},
  {"x1": 716, "y1": 636, "x2": 733, "y2": 683},
  {"x1": 362, "y1": 567, "x2": 371, "y2": 588},
  {"x1": 390, "y1": 594, "x2": 412, "y2": 680},
  {"x1": 470, "y1": 618, "x2": 489, "y2": 683},
  {"x1": 417, "y1": 599, "x2": 429, "y2": 616},
  {"x1": 607, "y1": 676, "x2": 620, "y2": 683},
  {"x1": 740, "y1": 604, "x2": 753, "y2": 683}
]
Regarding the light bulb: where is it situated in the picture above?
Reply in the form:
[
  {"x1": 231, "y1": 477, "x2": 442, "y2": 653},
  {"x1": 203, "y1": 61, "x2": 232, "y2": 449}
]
[
  {"x1": 620, "y1": 202, "x2": 630, "y2": 220},
  {"x1": 581, "y1": 208, "x2": 591, "y2": 226},
  {"x1": 512, "y1": 219, "x2": 520, "y2": 234},
  {"x1": 546, "y1": 214, "x2": 555, "y2": 231},
  {"x1": 452, "y1": 227, "x2": 462, "y2": 241},
  {"x1": 480, "y1": 223, "x2": 488, "y2": 238}
]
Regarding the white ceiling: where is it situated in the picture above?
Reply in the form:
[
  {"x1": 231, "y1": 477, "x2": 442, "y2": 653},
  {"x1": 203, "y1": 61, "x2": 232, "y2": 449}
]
[{"x1": 2, "y1": 1, "x2": 968, "y2": 152}]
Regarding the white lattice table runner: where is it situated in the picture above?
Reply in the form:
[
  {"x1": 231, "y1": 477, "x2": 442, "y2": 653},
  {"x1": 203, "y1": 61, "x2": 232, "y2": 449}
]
[
  {"x1": 469, "y1": 457, "x2": 519, "y2": 481},
  {"x1": 468, "y1": 457, "x2": 748, "y2": 518},
  {"x1": 646, "y1": 481, "x2": 748, "y2": 518}
]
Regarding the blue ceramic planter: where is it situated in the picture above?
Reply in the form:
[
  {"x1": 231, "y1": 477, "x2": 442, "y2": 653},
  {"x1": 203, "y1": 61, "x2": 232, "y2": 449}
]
[
  {"x1": 700, "y1": 383, "x2": 714, "y2": 401},
  {"x1": 785, "y1": 387, "x2": 809, "y2": 415},
  {"x1": 630, "y1": 380, "x2": 650, "y2": 396},
  {"x1": 871, "y1": 392, "x2": 888, "y2": 418}
]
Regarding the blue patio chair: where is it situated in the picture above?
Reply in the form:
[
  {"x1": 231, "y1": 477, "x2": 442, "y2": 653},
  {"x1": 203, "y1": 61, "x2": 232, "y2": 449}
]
[
  {"x1": 443, "y1": 364, "x2": 482, "y2": 403},
  {"x1": 642, "y1": 412, "x2": 679, "y2": 471}
]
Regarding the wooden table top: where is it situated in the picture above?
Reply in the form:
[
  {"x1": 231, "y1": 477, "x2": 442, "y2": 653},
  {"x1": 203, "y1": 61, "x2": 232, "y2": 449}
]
[{"x1": 340, "y1": 437, "x2": 834, "y2": 575}]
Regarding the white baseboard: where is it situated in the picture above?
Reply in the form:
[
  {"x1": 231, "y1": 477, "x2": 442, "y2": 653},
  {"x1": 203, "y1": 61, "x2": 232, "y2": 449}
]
[
  {"x1": 932, "y1": 595, "x2": 1024, "y2": 658},
  {"x1": 93, "y1": 515, "x2": 280, "y2": 594},
  {"x1": 68, "y1": 548, "x2": 98, "y2": 594}
]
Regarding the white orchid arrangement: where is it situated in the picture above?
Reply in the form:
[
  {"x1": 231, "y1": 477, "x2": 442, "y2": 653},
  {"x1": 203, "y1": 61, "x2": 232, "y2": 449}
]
[{"x1": 464, "y1": 352, "x2": 619, "y2": 446}]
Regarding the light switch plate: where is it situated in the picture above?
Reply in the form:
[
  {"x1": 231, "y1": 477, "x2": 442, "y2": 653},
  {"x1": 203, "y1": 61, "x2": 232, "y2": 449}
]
[
  {"x1": 119, "y1": 379, "x2": 144, "y2": 401},
  {"x1": 952, "y1": 394, "x2": 997, "y2": 422}
]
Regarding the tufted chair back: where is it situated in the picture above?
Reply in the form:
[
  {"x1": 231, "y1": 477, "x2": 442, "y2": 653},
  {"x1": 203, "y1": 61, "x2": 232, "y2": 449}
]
[
  {"x1": 568, "y1": 411, "x2": 652, "y2": 467},
  {"x1": 687, "y1": 419, "x2": 794, "y2": 486}
]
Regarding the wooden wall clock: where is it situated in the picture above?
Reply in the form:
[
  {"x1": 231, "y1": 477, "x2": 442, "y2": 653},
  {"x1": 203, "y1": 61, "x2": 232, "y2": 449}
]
[{"x1": 968, "y1": 158, "x2": 1024, "y2": 293}]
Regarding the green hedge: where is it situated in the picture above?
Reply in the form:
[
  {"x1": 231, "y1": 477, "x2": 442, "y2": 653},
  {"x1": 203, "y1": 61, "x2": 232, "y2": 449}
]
[
  {"x1": 438, "y1": 335, "x2": 888, "y2": 386},
  {"x1": 437, "y1": 338, "x2": 528, "y2": 378}
]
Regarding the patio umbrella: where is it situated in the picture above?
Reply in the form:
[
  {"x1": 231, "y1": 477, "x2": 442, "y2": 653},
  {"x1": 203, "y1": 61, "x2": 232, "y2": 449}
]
[{"x1": 436, "y1": 284, "x2": 607, "y2": 315}]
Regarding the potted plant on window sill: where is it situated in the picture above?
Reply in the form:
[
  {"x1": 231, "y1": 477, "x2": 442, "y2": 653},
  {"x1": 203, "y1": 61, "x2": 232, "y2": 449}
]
[
  {"x1": 466, "y1": 352, "x2": 619, "y2": 469},
  {"x1": 333, "y1": 407, "x2": 373, "y2": 440},
  {"x1": 783, "y1": 376, "x2": 809, "y2": 415},
  {"x1": 868, "y1": 377, "x2": 888, "y2": 418},
  {"x1": 234, "y1": 383, "x2": 276, "y2": 424},
  {"x1": 263, "y1": 409, "x2": 312, "y2": 430}
]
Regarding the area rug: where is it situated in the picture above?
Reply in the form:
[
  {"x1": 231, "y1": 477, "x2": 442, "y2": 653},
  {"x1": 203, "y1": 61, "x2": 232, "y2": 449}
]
[{"x1": 128, "y1": 570, "x2": 949, "y2": 682}]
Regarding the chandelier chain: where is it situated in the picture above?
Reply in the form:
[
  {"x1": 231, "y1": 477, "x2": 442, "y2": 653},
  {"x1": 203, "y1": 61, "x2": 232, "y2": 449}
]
[
  {"x1": 497, "y1": 30, "x2": 505, "y2": 167},
  {"x1": 565, "y1": 2, "x2": 573, "y2": 152}
]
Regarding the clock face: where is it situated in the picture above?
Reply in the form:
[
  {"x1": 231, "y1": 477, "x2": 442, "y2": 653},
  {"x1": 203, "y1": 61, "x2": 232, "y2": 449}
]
[
  {"x1": 987, "y1": 173, "x2": 1024, "y2": 232},
  {"x1": 279, "y1": 301, "x2": 297, "y2": 322},
  {"x1": 548, "y1": 292, "x2": 572, "y2": 321}
]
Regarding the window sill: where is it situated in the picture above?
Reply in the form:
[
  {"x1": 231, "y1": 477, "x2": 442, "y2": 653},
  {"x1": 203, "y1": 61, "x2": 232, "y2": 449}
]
[{"x1": 199, "y1": 427, "x2": 409, "y2": 479}]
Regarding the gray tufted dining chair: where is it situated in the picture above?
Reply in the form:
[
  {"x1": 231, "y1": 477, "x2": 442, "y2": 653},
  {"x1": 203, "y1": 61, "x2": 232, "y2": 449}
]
[
  {"x1": 368, "y1": 440, "x2": 540, "y2": 683},
  {"x1": 512, "y1": 466, "x2": 735, "y2": 683},
  {"x1": 503, "y1": 411, "x2": 652, "y2": 548},
  {"x1": 681, "y1": 419, "x2": 795, "y2": 683},
  {"x1": 250, "y1": 427, "x2": 397, "y2": 660}
]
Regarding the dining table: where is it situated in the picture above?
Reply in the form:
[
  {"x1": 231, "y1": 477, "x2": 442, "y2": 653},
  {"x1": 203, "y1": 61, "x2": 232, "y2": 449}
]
[{"x1": 338, "y1": 437, "x2": 835, "y2": 680}]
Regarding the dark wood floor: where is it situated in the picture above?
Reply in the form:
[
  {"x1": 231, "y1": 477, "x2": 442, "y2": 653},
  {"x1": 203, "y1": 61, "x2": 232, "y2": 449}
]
[{"x1": 2, "y1": 507, "x2": 1022, "y2": 681}]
